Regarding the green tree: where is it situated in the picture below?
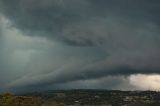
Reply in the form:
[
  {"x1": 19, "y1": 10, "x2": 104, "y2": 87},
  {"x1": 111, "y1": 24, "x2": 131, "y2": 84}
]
[
  {"x1": 58, "y1": 103, "x2": 66, "y2": 106},
  {"x1": 0, "y1": 93, "x2": 40, "y2": 106}
]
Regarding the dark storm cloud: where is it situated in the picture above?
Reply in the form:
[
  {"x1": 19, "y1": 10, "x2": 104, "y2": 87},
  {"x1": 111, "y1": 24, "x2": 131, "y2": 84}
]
[
  {"x1": 0, "y1": 0, "x2": 91, "y2": 45},
  {"x1": 0, "y1": 0, "x2": 160, "y2": 92},
  {"x1": 1, "y1": 0, "x2": 160, "y2": 45},
  {"x1": 53, "y1": 76, "x2": 135, "y2": 90}
]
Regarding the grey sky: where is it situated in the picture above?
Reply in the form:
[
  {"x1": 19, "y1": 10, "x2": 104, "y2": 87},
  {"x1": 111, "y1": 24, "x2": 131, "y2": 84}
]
[{"x1": 0, "y1": 0, "x2": 160, "y2": 93}]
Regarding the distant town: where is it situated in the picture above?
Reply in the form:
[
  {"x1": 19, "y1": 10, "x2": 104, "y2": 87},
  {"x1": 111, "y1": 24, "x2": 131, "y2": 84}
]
[{"x1": 1, "y1": 90, "x2": 160, "y2": 106}]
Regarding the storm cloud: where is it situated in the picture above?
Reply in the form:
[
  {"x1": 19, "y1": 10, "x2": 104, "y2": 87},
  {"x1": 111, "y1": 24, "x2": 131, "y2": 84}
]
[{"x1": 0, "y1": 0, "x2": 160, "y2": 92}]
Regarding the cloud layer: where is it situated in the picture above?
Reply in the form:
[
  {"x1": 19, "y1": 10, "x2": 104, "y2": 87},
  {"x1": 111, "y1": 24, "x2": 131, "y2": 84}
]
[{"x1": 0, "y1": 0, "x2": 160, "y2": 92}]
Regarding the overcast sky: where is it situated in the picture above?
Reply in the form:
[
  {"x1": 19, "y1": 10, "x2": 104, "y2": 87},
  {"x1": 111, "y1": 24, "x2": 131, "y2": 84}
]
[{"x1": 0, "y1": 0, "x2": 160, "y2": 93}]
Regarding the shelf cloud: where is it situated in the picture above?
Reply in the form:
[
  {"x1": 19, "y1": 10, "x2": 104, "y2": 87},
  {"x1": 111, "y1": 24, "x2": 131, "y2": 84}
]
[{"x1": 0, "y1": 0, "x2": 160, "y2": 93}]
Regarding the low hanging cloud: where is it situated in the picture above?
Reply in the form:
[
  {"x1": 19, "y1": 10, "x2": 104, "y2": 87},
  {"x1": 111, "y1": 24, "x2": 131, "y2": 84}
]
[{"x1": 0, "y1": 0, "x2": 160, "y2": 92}]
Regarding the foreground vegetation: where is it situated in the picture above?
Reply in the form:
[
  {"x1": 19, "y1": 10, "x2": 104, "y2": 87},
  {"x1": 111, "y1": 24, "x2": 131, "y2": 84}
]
[
  {"x1": 1, "y1": 90, "x2": 160, "y2": 106},
  {"x1": 0, "y1": 93, "x2": 65, "y2": 106}
]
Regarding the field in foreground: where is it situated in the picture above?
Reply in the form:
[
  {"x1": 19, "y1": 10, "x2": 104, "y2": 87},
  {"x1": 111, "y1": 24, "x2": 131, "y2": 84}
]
[{"x1": 1, "y1": 90, "x2": 160, "y2": 106}]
